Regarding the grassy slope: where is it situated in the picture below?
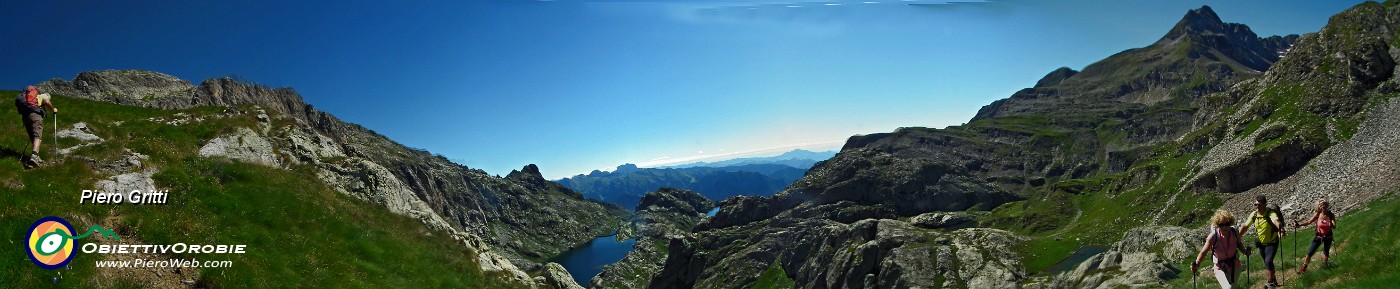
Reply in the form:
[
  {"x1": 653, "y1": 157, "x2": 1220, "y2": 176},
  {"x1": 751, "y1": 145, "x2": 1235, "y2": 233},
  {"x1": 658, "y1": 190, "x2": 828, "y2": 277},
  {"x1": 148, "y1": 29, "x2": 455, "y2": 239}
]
[
  {"x1": 1166, "y1": 190, "x2": 1400, "y2": 288},
  {"x1": 969, "y1": 109, "x2": 1225, "y2": 274},
  {"x1": 0, "y1": 93, "x2": 523, "y2": 288}
]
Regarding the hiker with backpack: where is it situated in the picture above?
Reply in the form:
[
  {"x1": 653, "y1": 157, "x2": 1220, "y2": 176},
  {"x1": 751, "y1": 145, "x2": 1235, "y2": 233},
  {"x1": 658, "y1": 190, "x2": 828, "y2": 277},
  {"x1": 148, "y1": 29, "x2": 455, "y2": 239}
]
[
  {"x1": 14, "y1": 85, "x2": 57, "y2": 168},
  {"x1": 1295, "y1": 200, "x2": 1337, "y2": 272},
  {"x1": 1239, "y1": 195, "x2": 1285, "y2": 288},
  {"x1": 1192, "y1": 209, "x2": 1248, "y2": 288}
]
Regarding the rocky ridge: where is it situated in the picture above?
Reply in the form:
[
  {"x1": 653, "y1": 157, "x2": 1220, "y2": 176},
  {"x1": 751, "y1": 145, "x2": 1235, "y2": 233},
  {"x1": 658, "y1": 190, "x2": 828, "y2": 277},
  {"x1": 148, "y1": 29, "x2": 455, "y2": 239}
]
[{"x1": 39, "y1": 70, "x2": 626, "y2": 288}]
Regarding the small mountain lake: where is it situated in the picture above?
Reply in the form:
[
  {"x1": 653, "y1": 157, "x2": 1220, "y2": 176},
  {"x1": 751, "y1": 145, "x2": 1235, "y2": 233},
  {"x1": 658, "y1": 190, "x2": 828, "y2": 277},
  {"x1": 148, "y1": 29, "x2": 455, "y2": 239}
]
[
  {"x1": 1043, "y1": 245, "x2": 1110, "y2": 274},
  {"x1": 550, "y1": 234, "x2": 637, "y2": 287},
  {"x1": 553, "y1": 207, "x2": 719, "y2": 287}
]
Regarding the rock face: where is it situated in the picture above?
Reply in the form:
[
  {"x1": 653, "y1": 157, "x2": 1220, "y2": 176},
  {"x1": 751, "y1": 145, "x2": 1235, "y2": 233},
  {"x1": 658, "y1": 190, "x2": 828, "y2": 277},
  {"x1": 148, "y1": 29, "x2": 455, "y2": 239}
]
[
  {"x1": 652, "y1": 215, "x2": 1027, "y2": 289},
  {"x1": 591, "y1": 188, "x2": 715, "y2": 289},
  {"x1": 41, "y1": 70, "x2": 629, "y2": 287}
]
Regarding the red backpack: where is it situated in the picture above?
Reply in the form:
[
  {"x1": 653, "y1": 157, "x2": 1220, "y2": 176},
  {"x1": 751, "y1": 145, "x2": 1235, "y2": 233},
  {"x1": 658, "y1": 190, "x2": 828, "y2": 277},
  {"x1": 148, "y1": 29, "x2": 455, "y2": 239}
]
[{"x1": 15, "y1": 86, "x2": 44, "y2": 115}]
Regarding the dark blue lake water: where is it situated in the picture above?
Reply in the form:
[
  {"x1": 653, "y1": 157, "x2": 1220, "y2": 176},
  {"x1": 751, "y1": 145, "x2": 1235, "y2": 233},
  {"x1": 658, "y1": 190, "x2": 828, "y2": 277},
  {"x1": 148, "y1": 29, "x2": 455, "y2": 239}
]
[{"x1": 550, "y1": 234, "x2": 637, "y2": 287}]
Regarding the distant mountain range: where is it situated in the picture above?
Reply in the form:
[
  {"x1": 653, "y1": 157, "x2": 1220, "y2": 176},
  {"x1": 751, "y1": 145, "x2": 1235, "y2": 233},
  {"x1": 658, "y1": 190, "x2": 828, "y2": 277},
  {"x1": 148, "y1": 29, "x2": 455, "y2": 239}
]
[
  {"x1": 558, "y1": 149, "x2": 835, "y2": 208},
  {"x1": 661, "y1": 149, "x2": 836, "y2": 169}
]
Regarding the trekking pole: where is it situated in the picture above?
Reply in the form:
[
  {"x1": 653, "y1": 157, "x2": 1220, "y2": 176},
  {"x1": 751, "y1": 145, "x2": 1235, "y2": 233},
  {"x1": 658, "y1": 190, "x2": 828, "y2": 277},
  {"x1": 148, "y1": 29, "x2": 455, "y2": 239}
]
[
  {"x1": 52, "y1": 111, "x2": 57, "y2": 160},
  {"x1": 1192, "y1": 266, "x2": 1197, "y2": 289},
  {"x1": 1246, "y1": 251, "x2": 1251, "y2": 287}
]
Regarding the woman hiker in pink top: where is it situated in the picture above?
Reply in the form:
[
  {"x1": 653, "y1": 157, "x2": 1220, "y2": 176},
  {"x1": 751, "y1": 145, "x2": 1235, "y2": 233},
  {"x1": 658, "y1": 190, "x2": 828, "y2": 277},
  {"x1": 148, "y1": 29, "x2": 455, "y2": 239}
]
[
  {"x1": 1193, "y1": 209, "x2": 1248, "y2": 288},
  {"x1": 1295, "y1": 200, "x2": 1337, "y2": 272}
]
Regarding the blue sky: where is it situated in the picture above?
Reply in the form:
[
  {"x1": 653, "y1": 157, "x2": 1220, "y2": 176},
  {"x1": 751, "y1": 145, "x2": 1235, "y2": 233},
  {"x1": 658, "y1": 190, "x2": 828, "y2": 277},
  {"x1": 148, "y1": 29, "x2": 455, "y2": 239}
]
[{"x1": 0, "y1": 0, "x2": 1364, "y2": 179}]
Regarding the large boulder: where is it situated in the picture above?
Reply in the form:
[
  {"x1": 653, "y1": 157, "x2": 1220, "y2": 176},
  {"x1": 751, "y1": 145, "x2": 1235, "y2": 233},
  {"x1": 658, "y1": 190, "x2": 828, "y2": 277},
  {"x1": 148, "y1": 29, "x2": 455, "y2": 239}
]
[{"x1": 198, "y1": 127, "x2": 281, "y2": 167}]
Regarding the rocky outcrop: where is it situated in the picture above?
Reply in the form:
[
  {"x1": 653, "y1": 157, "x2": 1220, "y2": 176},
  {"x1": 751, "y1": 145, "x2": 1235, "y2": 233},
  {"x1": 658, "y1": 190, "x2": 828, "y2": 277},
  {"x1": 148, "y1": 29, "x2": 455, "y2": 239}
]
[
  {"x1": 654, "y1": 216, "x2": 1027, "y2": 289},
  {"x1": 788, "y1": 148, "x2": 1022, "y2": 217},
  {"x1": 910, "y1": 211, "x2": 983, "y2": 229},
  {"x1": 198, "y1": 127, "x2": 281, "y2": 167},
  {"x1": 536, "y1": 262, "x2": 585, "y2": 289},
  {"x1": 95, "y1": 170, "x2": 157, "y2": 196},
  {"x1": 56, "y1": 122, "x2": 105, "y2": 155},
  {"x1": 636, "y1": 187, "x2": 715, "y2": 215},
  {"x1": 38, "y1": 70, "x2": 309, "y2": 117},
  {"x1": 1051, "y1": 226, "x2": 1203, "y2": 288},
  {"x1": 37, "y1": 70, "x2": 194, "y2": 104},
  {"x1": 591, "y1": 189, "x2": 715, "y2": 289}
]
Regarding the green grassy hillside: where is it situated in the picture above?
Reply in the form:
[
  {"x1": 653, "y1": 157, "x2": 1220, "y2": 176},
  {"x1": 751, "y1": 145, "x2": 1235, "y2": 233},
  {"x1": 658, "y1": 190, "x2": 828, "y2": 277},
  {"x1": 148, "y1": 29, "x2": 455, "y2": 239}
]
[
  {"x1": 0, "y1": 93, "x2": 525, "y2": 288},
  {"x1": 1164, "y1": 189, "x2": 1399, "y2": 288}
]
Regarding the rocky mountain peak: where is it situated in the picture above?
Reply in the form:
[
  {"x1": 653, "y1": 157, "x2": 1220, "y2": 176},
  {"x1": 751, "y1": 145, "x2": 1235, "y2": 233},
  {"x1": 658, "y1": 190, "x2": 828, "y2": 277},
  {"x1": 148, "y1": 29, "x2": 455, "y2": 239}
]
[
  {"x1": 1154, "y1": 5, "x2": 1298, "y2": 72},
  {"x1": 1159, "y1": 6, "x2": 1227, "y2": 41},
  {"x1": 615, "y1": 163, "x2": 641, "y2": 174},
  {"x1": 507, "y1": 164, "x2": 544, "y2": 180}
]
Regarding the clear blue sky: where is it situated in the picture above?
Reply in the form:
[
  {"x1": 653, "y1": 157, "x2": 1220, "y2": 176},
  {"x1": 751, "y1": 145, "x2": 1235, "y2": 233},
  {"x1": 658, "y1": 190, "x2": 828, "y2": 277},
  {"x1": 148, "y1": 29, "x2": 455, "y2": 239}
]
[{"x1": 0, "y1": 0, "x2": 1364, "y2": 179}]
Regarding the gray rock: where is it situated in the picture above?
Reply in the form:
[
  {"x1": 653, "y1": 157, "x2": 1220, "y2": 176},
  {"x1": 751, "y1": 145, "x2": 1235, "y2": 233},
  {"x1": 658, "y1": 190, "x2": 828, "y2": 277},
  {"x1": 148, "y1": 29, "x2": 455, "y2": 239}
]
[
  {"x1": 655, "y1": 217, "x2": 1025, "y2": 289},
  {"x1": 537, "y1": 262, "x2": 584, "y2": 289},
  {"x1": 1050, "y1": 226, "x2": 1202, "y2": 289},
  {"x1": 198, "y1": 127, "x2": 281, "y2": 167},
  {"x1": 56, "y1": 122, "x2": 105, "y2": 155},
  {"x1": 37, "y1": 70, "x2": 194, "y2": 103},
  {"x1": 39, "y1": 70, "x2": 309, "y2": 118},
  {"x1": 910, "y1": 211, "x2": 981, "y2": 229},
  {"x1": 278, "y1": 125, "x2": 346, "y2": 164},
  {"x1": 95, "y1": 170, "x2": 157, "y2": 196},
  {"x1": 315, "y1": 157, "x2": 455, "y2": 233}
]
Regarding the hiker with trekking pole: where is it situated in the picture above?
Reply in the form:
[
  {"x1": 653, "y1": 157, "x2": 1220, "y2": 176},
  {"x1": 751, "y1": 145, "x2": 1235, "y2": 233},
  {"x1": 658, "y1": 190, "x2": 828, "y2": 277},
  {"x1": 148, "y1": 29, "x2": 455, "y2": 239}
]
[
  {"x1": 1192, "y1": 209, "x2": 1247, "y2": 288},
  {"x1": 1296, "y1": 200, "x2": 1337, "y2": 273},
  {"x1": 1239, "y1": 195, "x2": 1285, "y2": 288},
  {"x1": 14, "y1": 85, "x2": 57, "y2": 169}
]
